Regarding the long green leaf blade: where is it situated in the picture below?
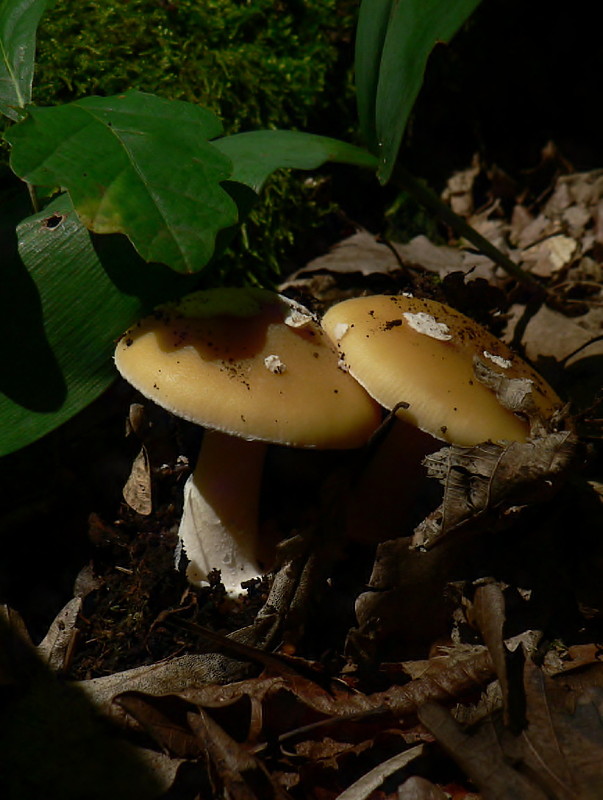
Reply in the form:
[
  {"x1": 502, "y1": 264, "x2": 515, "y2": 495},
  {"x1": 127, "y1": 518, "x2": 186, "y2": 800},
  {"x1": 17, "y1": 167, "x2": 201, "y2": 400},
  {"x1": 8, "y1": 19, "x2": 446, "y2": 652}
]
[
  {"x1": 357, "y1": 0, "x2": 481, "y2": 184},
  {"x1": 213, "y1": 130, "x2": 378, "y2": 194},
  {"x1": 0, "y1": 0, "x2": 49, "y2": 120},
  {"x1": 0, "y1": 193, "x2": 193, "y2": 456},
  {"x1": 5, "y1": 90, "x2": 239, "y2": 273},
  {"x1": 355, "y1": 0, "x2": 395, "y2": 153}
]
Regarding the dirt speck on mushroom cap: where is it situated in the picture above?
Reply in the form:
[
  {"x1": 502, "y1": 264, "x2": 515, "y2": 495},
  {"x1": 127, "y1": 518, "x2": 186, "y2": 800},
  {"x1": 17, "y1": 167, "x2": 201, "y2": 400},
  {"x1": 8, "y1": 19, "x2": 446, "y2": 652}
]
[
  {"x1": 322, "y1": 294, "x2": 562, "y2": 446},
  {"x1": 115, "y1": 288, "x2": 381, "y2": 449}
]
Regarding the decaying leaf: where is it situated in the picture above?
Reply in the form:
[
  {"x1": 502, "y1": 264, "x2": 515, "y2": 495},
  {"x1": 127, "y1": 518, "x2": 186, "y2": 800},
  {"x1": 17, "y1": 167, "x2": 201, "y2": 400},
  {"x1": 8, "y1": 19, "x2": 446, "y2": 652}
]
[
  {"x1": 505, "y1": 303, "x2": 603, "y2": 368},
  {"x1": 398, "y1": 774, "x2": 450, "y2": 799},
  {"x1": 36, "y1": 596, "x2": 81, "y2": 673},
  {"x1": 353, "y1": 537, "x2": 469, "y2": 654},
  {"x1": 280, "y1": 229, "x2": 464, "y2": 286},
  {"x1": 188, "y1": 706, "x2": 294, "y2": 800},
  {"x1": 413, "y1": 431, "x2": 579, "y2": 549},
  {"x1": 471, "y1": 583, "x2": 528, "y2": 733},
  {"x1": 441, "y1": 157, "x2": 482, "y2": 218},
  {"x1": 122, "y1": 445, "x2": 153, "y2": 515},
  {"x1": 335, "y1": 743, "x2": 426, "y2": 800},
  {"x1": 419, "y1": 660, "x2": 603, "y2": 800},
  {"x1": 116, "y1": 692, "x2": 204, "y2": 759},
  {"x1": 417, "y1": 580, "x2": 603, "y2": 799},
  {"x1": 522, "y1": 234, "x2": 577, "y2": 277}
]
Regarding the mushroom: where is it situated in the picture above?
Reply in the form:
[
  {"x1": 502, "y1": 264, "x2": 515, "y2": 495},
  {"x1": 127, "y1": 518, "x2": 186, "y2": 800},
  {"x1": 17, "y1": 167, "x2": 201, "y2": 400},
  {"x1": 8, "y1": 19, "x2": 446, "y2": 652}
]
[
  {"x1": 114, "y1": 288, "x2": 381, "y2": 592},
  {"x1": 321, "y1": 294, "x2": 563, "y2": 540}
]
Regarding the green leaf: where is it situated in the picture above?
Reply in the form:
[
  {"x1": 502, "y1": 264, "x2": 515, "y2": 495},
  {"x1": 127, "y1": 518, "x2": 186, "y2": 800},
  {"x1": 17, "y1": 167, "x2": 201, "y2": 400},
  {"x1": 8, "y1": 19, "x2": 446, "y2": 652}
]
[
  {"x1": 355, "y1": 0, "x2": 395, "y2": 153},
  {"x1": 0, "y1": 192, "x2": 194, "y2": 457},
  {"x1": 212, "y1": 129, "x2": 378, "y2": 194},
  {"x1": 356, "y1": 0, "x2": 481, "y2": 183},
  {"x1": 5, "y1": 90, "x2": 239, "y2": 273},
  {"x1": 0, "y1": 0, "x2": 49, "y2": 121}
]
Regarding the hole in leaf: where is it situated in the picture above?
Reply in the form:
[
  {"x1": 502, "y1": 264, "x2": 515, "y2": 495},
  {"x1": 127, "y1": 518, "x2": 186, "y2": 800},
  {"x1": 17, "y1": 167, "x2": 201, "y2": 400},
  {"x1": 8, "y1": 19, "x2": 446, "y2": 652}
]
[{"x1": 42, "y1": 213, "x2": 65, "y2": 230}]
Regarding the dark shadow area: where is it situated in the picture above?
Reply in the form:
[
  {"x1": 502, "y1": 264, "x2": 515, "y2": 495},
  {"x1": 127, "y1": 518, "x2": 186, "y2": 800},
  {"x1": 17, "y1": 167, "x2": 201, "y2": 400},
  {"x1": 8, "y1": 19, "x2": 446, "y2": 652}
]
[
  {"x1": 0, "y1": 382, "x2": 133, "y2": 640},
  {"x1": 562, "y1": 354, "x2": 603, "y2": 410},
  {"x1": 208, "y1": 179, "x2": 262, "y2": 277},
  {"x1": 91, "y1": 230, "x2": 199, "y2": 307},
  {"x1": 0, "y1": 611, "x2": 162, "y2": 800},
  {"x1": 0, "y1": 184, "x2": 67, "y2": 411},
  {"x1": 409, "y1": 0, "x2": 603, "y2": 184}
]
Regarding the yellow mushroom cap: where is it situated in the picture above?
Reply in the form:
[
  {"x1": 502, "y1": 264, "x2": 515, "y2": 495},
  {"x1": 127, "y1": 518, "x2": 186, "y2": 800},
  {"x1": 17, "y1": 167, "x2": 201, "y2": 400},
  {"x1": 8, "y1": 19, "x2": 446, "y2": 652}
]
[
  {"x1": 114, "y1": 288, "x2": 381, "y2": 449},
  {"x1": 322, "y1": 295, "x2": 562, "y2": 446}
]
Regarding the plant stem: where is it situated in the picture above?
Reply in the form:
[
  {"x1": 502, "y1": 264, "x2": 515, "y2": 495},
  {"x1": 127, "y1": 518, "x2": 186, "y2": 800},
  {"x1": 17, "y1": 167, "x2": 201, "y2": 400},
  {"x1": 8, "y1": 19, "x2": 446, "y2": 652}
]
[
  {"x1": 392, "y1": 164, "x2": 540, "y2": 290},
  {"x1": 26, "y1": 182, "x2": 40, "y2": 214}
]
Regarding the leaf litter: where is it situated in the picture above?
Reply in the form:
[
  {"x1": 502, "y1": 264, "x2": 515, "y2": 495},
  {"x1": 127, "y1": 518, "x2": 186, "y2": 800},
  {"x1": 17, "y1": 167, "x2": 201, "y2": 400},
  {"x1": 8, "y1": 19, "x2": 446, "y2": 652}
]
[{"x1": 2, "y1": 157, "x2": 603, "y2": 799}]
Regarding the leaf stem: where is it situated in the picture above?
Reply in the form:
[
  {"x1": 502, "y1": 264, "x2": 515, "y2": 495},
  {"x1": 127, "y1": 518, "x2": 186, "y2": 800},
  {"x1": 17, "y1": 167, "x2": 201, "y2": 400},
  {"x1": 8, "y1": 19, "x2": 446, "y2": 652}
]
[{"x1": 26, "y1": 182, "x2": 39, "y2": 213}]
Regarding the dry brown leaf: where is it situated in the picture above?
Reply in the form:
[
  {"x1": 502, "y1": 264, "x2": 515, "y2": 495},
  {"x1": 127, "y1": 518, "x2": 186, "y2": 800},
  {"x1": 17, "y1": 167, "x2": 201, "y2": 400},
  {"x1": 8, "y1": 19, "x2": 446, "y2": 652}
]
[
  {"x1": 522, "y1": 234, "x2": 577, "y2": 277},
  {"x1": 334, "y1": 743, "x2": 426, "y2": 800},
  {"x1": 471, "y1": 585, "x2": 513, "y2": 724},
  {"x1": 546, "y1": 644, "x2": 603, "y2": 676},
  {"x1": 375, "y1": 648, "x2": 496, "y2": 720},
  {"x1": 413, "y1": 432, "x2": 578, "y2": 549},
  {"x1": 441, "y1": 158, "x2": 482, "y2": 217},
  {"x1": 397, "y1": 775, "x2": 450, "y2": 799},
  {"x1": 420, "y1": 656, "x2": 603, "y2": 799},
  {"x1": 187, "y1": 707, "x2": 294, "y2": 800},
  {"x1": 123, "y1": 444, "x2": 153, "y2": 515},
  {"x1": 353, "y1": 537, "x2": 468, "y2": 653},
  {"x1": 505, "y1": 304, "x2": 603, "y2": 366},
  {"x1": 280, "y1": 230, "x2": 464, "y2": 287},
  {"x1": 115, "y1": 692, "x2": 205, "y2": 758},
  {"x1": 418, "y1": 701, "x2": 547, "y2": 800},
  {"x1": 36, "y1": 596, "x2": 81, "y2": 673},
  {"x1": 104, "y1": 646, "x2": 496, "y2": 761}
]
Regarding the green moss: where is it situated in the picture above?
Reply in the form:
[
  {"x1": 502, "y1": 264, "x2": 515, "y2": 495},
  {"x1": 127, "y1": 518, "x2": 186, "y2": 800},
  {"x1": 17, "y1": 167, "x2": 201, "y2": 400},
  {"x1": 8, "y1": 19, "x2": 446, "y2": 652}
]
[
  {"x1": 6, "y1": 0, "x2": 356, "y2": 283},
  {"x1": 34, "y1": 0, "x2": 355, "y2": 133}
]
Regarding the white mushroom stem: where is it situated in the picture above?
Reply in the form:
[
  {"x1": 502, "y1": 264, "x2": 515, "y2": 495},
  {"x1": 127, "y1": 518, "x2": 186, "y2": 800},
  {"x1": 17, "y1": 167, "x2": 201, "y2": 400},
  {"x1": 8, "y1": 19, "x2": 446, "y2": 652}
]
[{"x1": 178, "y1": 429, "x2": 268, "y2": 594}]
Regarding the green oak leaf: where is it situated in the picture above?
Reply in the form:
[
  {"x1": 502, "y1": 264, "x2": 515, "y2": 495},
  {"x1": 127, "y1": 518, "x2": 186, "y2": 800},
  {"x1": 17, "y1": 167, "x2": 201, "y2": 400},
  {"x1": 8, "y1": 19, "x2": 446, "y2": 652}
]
[
  {"x1": 5, "y1": 90, "x2": 239, "y2": 273},
  {"x1": 212, "y1": 129, "x2": 378, "y2": 194}
]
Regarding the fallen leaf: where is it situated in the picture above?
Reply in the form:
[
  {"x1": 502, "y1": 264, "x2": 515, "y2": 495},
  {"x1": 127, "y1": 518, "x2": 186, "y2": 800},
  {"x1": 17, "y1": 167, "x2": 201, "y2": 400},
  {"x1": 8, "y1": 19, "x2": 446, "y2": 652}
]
[
  {"x1": 522, "y1": 234, "x2": 577, "y2": 277},
  {"x1": 418, "y1": 701, "x2": 548, "y2": 800},
  {"x1": 187, "y1": 707, "x2": 294, "y2": 800},
  {"x1": 335, "y1": 743, "x2": 426, "y2": 800},
  {"x1": 398, "y1": 774, "x2": 464, "y2": 799},
  {"x1": 413, "y1": 432, "x2": 578, "y2": 549},
  {"x1": 36, "y1": 596, "x2": 81, "y2": 673},
  {"x1": 123, "y1": 445, "x2": 153, "y2": 515}
]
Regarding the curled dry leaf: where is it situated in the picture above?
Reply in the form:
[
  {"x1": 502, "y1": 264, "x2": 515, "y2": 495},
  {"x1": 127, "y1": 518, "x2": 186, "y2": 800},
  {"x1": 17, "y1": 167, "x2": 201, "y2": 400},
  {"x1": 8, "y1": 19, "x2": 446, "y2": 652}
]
[
  {"x1": 471, "y1": 582, "x2": 529, "y2": 734},
  {"x1": 413, "y1": 431, "x2": 579, "y2": 549},
  {"x1": 94, "y1": 645, "x2": 496, "y2": 767},
  {"x1": 188, "y1": 707, "x2": 294, "y2": 800},
  {"x1": 122, "y1": 445, "x2": 153, "y2": 515}
]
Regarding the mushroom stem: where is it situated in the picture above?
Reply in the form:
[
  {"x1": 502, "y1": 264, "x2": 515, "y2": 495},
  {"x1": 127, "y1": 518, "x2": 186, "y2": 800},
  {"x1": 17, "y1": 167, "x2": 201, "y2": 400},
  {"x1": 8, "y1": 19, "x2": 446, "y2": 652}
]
[
  {"x1": 178, "y1": 429, "x2": 268, "y2": 593},
  {"x1": 346, "y1": 418, "x2": 440, "y2": 543}
]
